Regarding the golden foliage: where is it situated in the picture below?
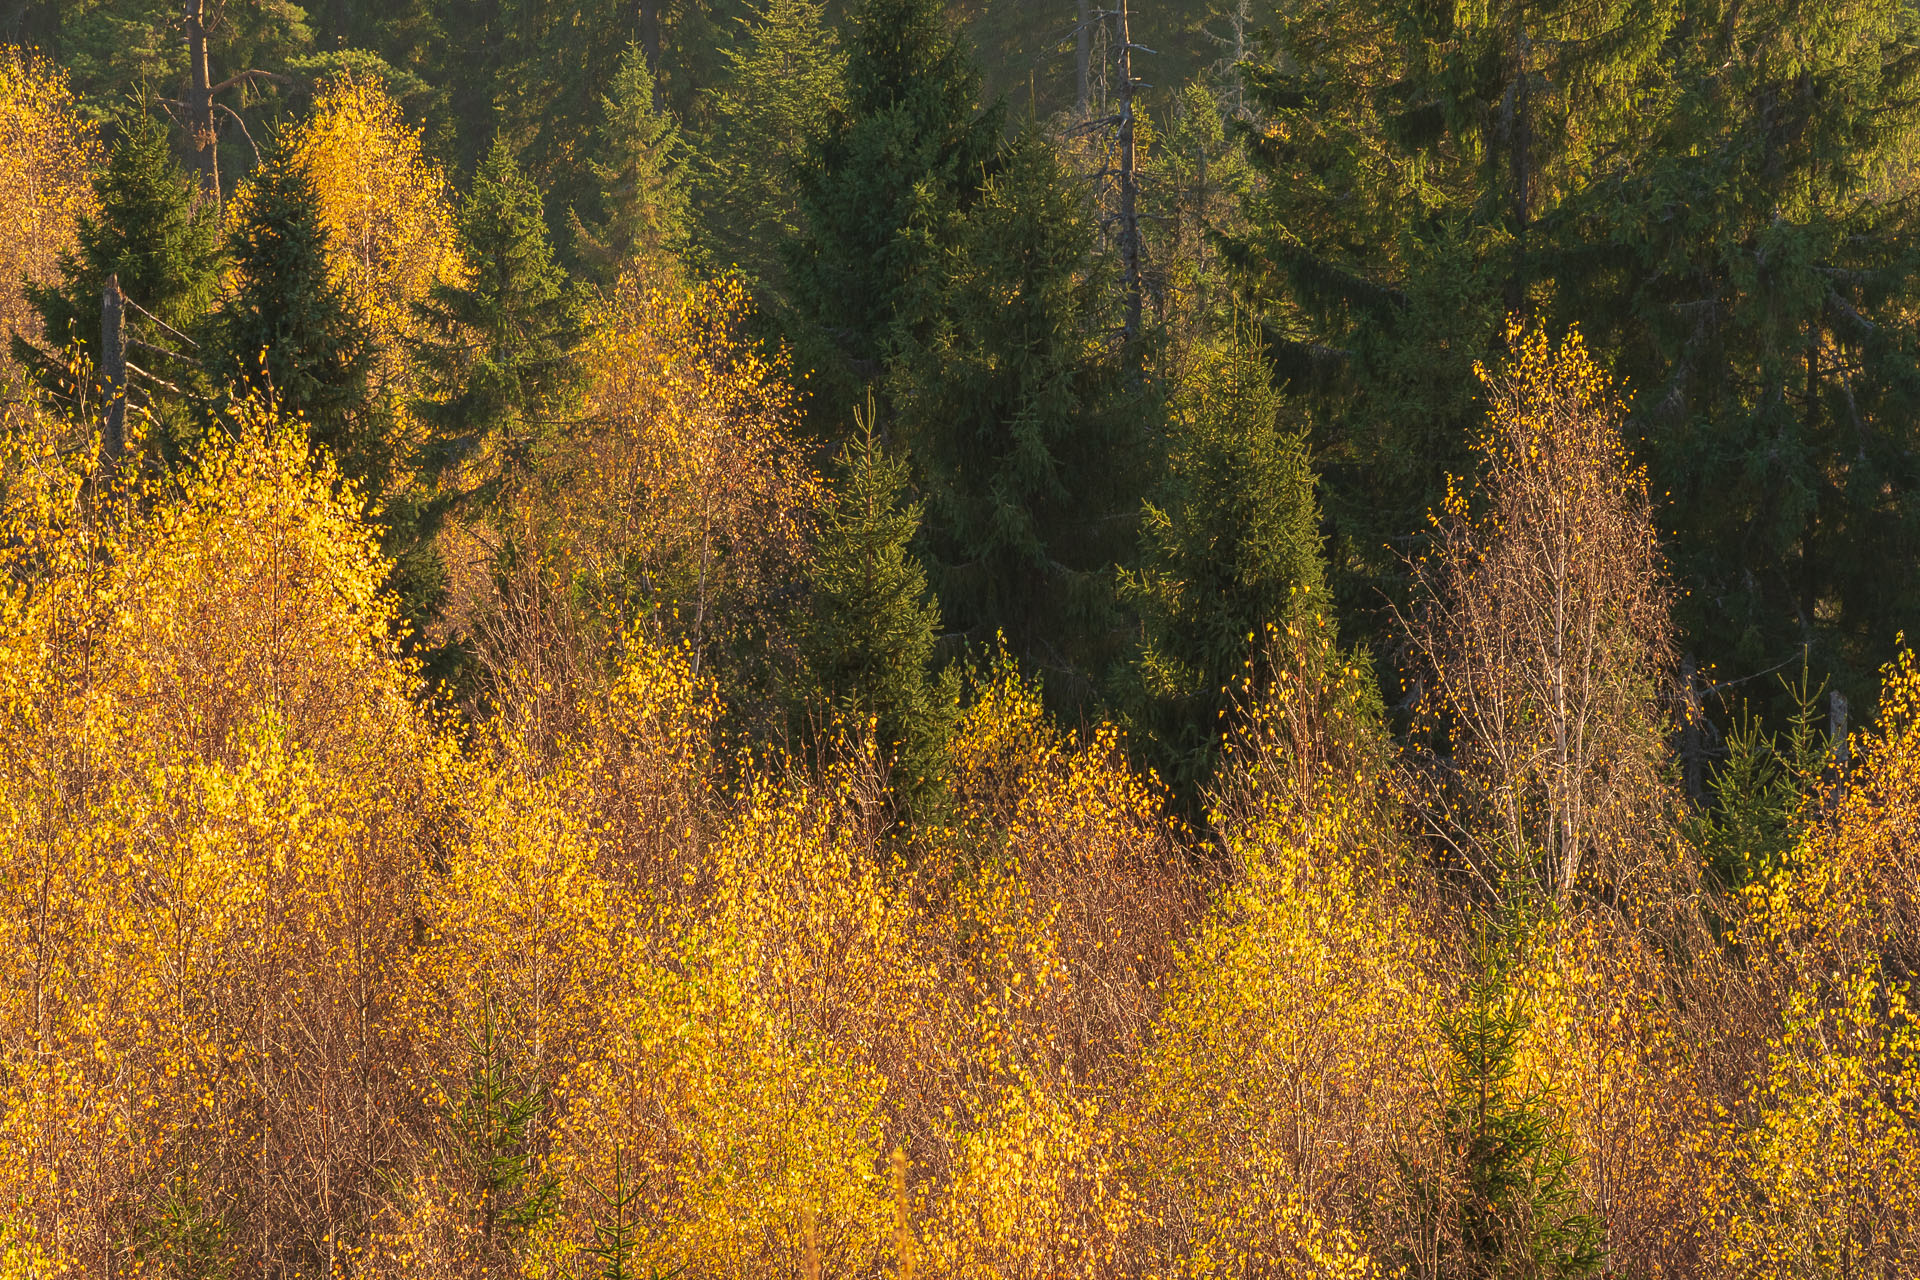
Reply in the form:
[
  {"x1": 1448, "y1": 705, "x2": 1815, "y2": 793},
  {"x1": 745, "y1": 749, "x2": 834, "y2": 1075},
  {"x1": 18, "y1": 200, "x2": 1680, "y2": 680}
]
[
  {"x1": 1127, "y1": 622, "x2": 1439, "y2": 1279},
  {"x1": 563, "y1": 275, "x2": 819, "y2": 656},
  {"x1": 0, "y1": 392, "x2": 453, "y2": 1275},
  {"x1": 1709, "y1": 969, "x2": 1920, "y2": 1276},
  {"x1": 454, "y1": 275, "x2": 820, "y2": 731},
  {"x1": 285, "y1": 75, "x2": 463, "y2": 389},
  {"x1": 1505, "y1": 918, "x2": 1721, "y2": 1277},
  {"x1": 1694, "y1": 650, "x2": 1920, "y2": 1275},
  {"x1": 0, "y1": 48, "x2": 99, "y2": 356},
  {"x1": 1, "y1": 305, "x2": 1916, "y2": 1279},
  {"x1": 1407, "y1": 323, "x2": 1678, "y2": 907}
]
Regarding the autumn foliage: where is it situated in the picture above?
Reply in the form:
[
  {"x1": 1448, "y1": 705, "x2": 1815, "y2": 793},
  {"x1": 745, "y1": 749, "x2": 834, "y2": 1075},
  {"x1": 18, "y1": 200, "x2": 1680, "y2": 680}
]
[
  {"x1": 0, "y1": 50, "x2": 99, "y2": 360},
  {"x1": 1, "y1": 158, "x2": 1917, "y2": 1280},
  {"x1": 285, "y1": 76, "x2": 464, "y2": 391}
]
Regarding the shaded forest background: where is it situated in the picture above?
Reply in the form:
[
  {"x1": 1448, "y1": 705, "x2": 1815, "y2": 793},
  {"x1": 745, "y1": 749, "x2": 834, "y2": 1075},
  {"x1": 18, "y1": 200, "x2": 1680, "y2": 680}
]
[{"x1": 0, "y1": 0, "x2": 1918, "y2": 1275}]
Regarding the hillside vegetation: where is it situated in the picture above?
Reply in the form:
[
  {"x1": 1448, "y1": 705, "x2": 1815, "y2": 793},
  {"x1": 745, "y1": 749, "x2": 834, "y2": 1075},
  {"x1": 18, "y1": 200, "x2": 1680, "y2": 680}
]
[{"x1": 0, "y1": 2, "x2": 1918, "y2": 1275}]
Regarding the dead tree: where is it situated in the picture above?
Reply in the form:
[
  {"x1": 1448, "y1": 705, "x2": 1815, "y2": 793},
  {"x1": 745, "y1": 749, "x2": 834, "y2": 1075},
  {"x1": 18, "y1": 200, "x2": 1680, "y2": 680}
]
[
  {"x1": 178, "y1": 0, "x2": 284, "y2": 211},
  {"x1": 1112, "y1": 0, "x2": 1143, "y2": 345},
  {"x1": 1076, "y1": 0, "x2": 1091, "y2": 117},
  {"x1": 100, "y1": 274, "x2": 127, "y2": 468},
  {"x1": 1077, "y1": 2, "x2": 1149, "y2": 351}
]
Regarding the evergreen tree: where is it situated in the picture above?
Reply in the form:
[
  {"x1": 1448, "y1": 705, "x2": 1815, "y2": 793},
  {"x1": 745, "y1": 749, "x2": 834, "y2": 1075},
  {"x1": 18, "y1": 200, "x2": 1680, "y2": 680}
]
[
  {"x1": 787, "y1": 0, "x2": 1004, "y2": 384},
  {"x1": 1147, "y1": 83, "x2": 1255, "y2": 344},
  {"x1": 1688, "y1": 673, "x2": 1830, "y2": 891},
  {"x1": 490, "y1": 0, "x2": 741, "y2": 228},
  {"x1": 1230, "y1": 0, "x2": 1920, "y2": 707},
  {"x1": 1225, "y1": 0, "x2": 1677, "y2": 634},
  {"x1": 450, "y1": 1003, "x2": 559, "y2": 1257},
  {"x1": 208, "y1": 143, "x2": 383, "y2": 487},
  {"x1": 1410, "y1": 936, "x2": 1603, "y2": 1279},
  {"x1": 691, "y1": 0, "x2": 846, "y2": 293},
  {"x1": 798, "y1": 402, "x2": 951, "y2": 800},
  {"x1": 570, "y1": 45, "x2": 693, "y2": 286},
  {"x1": 889, "y1": 127, "x2": 1141, "y2": 701},
  {"x1": 18, "y1": 106, "x2": 220, "y2": 387},
  {"x1": 205, "y1": 140, "x2": 463, "y2": 643},
  {"x1": 412, "y1": 136, "x2": 588, "y2": 516},
  {"x1": 1120, "y1": 342, "x2": 1328, "y2": 791},
  {"x1": 1555, "y1": 0, "x2": 1920, "y2": 706}
]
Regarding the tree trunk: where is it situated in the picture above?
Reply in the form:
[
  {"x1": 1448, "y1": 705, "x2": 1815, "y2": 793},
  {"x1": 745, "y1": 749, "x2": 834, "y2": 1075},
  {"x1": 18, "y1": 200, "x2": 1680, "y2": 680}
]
[
  {"x1": 100, "y1": 274, "x2": 127, "y2": 469},
  {"x1": 184, "y1": 0, "x2": 220, "y2": 210},
  {"x1": 1076, "y1": 0, "x2": 1091, "y2": 117},
  {"x1": 1679, "y1": 655, "x2": 1704, "y2": 800},
  {"x1": 639, "y1": 0, "x2": 663, "y2": 108},
  {"x1": 1115, "y1": 0, "x2": 1143, "y2": 346},
  {"x1": 1505, "y1": 13, "x2": 1531, "y2": 311}
]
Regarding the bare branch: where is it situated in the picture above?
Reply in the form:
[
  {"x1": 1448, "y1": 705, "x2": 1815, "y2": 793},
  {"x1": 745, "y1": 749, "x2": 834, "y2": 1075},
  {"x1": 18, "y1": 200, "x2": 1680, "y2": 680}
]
[{"x1": 216, "y1": 102, "x2": 263, "y2": 167}]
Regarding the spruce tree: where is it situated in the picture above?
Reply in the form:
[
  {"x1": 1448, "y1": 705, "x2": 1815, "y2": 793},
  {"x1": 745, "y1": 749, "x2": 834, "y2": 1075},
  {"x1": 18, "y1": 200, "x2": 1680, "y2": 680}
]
[
  {"x1": 208, "y1": 143, "x2": 383, "y2": 487},
  {"x1": 787, "y1": 0, "x2": 1003, "y2": 383},
  {"x1": 888, "y1": 127, "x2": 1141, "y2": 701},
  {"x1": 1120, "y1": 342, "x2": 1329, "y2": 792},
  {"x1": 1555, "y1": 0, "x2": 1920, "y2": 706},
  {"x1": 18, "y1": 107, "x2": 220, "y2": 387},
  {"x1": 450, "y1": 1004, "x2": 559, "y2": 1258},
  {"x1": 412, "y1": 136, "x2": 588, "y2": 516},
  {"x1": 798, "y1": 403, "x2": 950, "y2": 800},
  {"x1": 691, "y1": 0, "x2": 847, "y2": 294},
  {"x1": 1230, "y1": 0, "x2": 1920, "y2": 708},
  {"x1": 207, "y1": 142, "x2": 455, "y2": 643},
  {"x1": 569, "y1": 45, "x2": 693, "y2": 286},
  {"x1": 1413, "y1": 936, "x2": 1603, "y2": 1279},
  {"x1": 1224, "y1": 0, "x2": 1677, "y2": 633}
]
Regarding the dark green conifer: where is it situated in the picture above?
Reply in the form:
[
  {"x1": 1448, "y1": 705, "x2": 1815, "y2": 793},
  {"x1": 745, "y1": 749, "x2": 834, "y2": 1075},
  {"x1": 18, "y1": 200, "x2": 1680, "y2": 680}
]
[
  {"x1": 450, "y1": 1003, "x2": 559, "y2": 1255},
  {"x1": 888, "y1": 126, "x2": 1141, "y2": 701},
  {"x1": 1120, "y1": 342, "x2": 1328, "y2": 791},
  {"x1": 787, "y1": 0, "x2": 1004, "y2": 382},
  {"x1": 690, "y1": 0, "x2": 846, "y2": 294},
  {"x1": 1559, "y1": 0, "x2": 1920, "y2": 706},
  {"x1": 883, "y1": 130, "x2": 1136, "y2": 702},
  {"x1": 1225, "y1": 0, "x2": 1677, "y2": 631},
  {"x1": 1395, "y1": 927, "x2": 1603, "y2": 1279},
  {"x1": 208, "y1": 144, "x2": 382, "y2": 486},
  {"x1": 1431, "y1": 942, "x2": 1604, "y2": 1279},
  {"x1": 207, "y1": 142, "x2": 457, "y2": 645},
  {"x1": 15, "y1": 107, "x2": 220, "y2": 395},
  {"x1": 1688, "y1": 672, "x2": 1831, "y2": 891},
  {"x1": 799, "y1": 403, "x2": 951, "y2": 799},
  {"x1": 412, "y1": 136, "x2": 588, "y2": 516},
  {"x1": 1230, "y1": 0, "x2": 1920, "y2": 708},
  {"x1": 569, "y1": 45, "x2": 693, "y2": 285}
]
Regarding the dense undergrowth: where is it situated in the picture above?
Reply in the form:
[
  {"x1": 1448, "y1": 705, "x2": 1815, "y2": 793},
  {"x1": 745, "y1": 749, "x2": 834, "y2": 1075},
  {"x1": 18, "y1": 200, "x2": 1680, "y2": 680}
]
[{"x1": 0, "y1": 382, "x2": 1915, "y2": 1278}]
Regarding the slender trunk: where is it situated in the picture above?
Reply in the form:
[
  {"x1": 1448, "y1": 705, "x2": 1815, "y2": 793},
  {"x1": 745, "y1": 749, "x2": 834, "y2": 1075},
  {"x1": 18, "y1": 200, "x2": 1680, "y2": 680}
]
[
  {"x1": 1076, "y1": 0, "x2": 1091, "y2": 117},
  {"x1": 184, "y1": 0, "x2": 220, "y2": 210},
  {"x1": 639, "y1": 0, "x2": 663, "y2": 108},
  {"x1": 1679, "y1": 655, "x2": 1704, "y2": 800},
  {"x1": 1829, "y1": 689, "x2": 1849, "y2": 772},
  {"x1": 1506, "y1": 13, "x2": 1530, "y2": 311},
  {"x1": 1115, "y1": 0, "x2": 1142, "y2": 347},
  {"x1": 100, "y1": 274, "x2": 127, "y2": 469}
]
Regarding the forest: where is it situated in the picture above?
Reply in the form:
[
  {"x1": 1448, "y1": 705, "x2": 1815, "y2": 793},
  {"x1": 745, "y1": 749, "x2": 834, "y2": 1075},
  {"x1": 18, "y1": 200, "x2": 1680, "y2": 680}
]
[{"x1": 0, "y1": 0, "x2": 1918, "y2": 1275}]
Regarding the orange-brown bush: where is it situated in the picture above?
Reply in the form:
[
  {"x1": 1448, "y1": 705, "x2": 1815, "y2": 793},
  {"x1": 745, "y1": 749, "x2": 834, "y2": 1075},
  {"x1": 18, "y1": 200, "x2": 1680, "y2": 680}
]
[
  {"x1": 0, "y1": 392, "x2": 455, "y2": 1275},
  {"x1": 444, "y1": 275, "x2": 820, "y2": 747}
]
